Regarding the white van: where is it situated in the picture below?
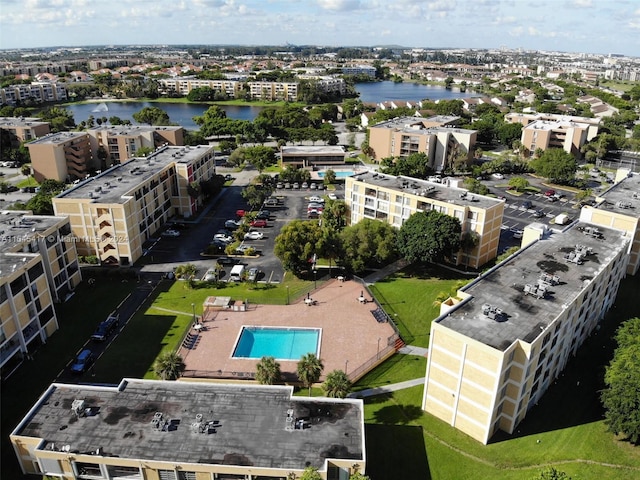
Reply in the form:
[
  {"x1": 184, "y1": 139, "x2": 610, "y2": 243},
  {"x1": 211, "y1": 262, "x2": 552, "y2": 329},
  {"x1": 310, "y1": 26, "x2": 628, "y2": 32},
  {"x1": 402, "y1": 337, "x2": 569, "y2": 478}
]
[{"x1": 229, "y1": 264, "x2": 245, "y2": 282}]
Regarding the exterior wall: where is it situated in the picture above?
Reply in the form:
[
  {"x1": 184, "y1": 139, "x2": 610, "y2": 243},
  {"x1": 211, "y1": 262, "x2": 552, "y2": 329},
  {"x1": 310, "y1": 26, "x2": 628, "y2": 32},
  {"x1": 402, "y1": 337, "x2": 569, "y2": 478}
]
[
  {"x1": 0, "y1": 119, "x2": 50, "y2": 144},
  {"x1": 27, "y1": 134, "x2": 92, "y2": 182},
  {"x1": 423, "y1": 236, "x2": 629, "y2": 444},
  {"x1": 522, "y1": 121, "x2": 589, "y2": 157},
  {"x1": 345, "y1": 177, "x2": 503, "y2": 269}
]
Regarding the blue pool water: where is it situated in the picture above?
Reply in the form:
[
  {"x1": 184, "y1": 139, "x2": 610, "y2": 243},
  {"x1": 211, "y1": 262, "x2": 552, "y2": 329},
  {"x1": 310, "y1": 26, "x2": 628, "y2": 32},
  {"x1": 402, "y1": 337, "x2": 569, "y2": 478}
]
[
  {"x1": 317, "y1": 170, "x2": 356, "y2": 178},
  {"x1": 232, "y1": 327, "x2": 320, "y2": 360}
]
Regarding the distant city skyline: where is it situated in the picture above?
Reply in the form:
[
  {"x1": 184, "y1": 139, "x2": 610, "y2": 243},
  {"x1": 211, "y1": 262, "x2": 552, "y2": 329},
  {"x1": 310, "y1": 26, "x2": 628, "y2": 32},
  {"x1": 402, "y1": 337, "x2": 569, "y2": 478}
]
[{"x1": 1, "y1": 0, "x2": 639, "y2": 58}]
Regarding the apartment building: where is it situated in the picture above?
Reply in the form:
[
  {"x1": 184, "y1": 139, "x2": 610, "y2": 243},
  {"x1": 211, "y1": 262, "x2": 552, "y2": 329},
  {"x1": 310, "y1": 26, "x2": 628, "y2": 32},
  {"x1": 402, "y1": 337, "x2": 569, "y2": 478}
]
[
  {"x1": 0, "y1": 211, "x2": 81, "y2": 379},
  {"x1": 0, "y1": 82, "x2": 67, "y2": 106},
  {"x1": 157, "y1": 77, "x2": 241, "y2": 97},
  {"x1": 26, "y1": 132, "x2": 93, "y2": 182},
  {"x1": 0, "y1": 117, "x2": 51, "y2": 145},
  {"x1": 345, "y1": 172, "x2": 504, "y2": 269},
  {"x1": 11, "y1": 379, "x2": 366, "y2": 480},
  {"x1": 86, "y1": 125, "x2": 185, "y2": 168},
  {"x1": 52, "y1": 145, "x2": 216, "y2": 266},
  {"x1": 368, "y1": 116, "x2": 476, "y2": 172},
  {"x1": 579, "y1": 170, "x2": 640, "y2": 276},
  {"x1": 422, "y1": 222, "x2": 630, "y2": 444},
  {"x1": 505, "y1": 112, "x2": 601, "y2": 157},
  {"x1": 342, "y1": 65, "x2": 376, "y2": 77},
  {"x1": 280, "y1": 146, "x2": 346, "y2": 168}
]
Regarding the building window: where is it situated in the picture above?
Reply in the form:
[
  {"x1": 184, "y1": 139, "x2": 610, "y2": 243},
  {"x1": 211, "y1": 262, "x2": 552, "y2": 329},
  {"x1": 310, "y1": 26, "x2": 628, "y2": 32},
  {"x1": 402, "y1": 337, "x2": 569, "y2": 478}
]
[
  {"x1": 10, "y1": 274, "x2": 27, "y2": 296},
  {"x1": 28, "y1": 263, "x2": 44, "y2": 282}
]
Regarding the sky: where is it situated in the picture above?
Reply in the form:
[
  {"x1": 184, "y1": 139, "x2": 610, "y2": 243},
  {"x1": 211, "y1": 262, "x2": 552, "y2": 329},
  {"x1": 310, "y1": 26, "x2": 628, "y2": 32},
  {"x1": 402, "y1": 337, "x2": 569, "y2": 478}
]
[{"x1": 1, "y1": 0, "x2": 639, "y2": 57}]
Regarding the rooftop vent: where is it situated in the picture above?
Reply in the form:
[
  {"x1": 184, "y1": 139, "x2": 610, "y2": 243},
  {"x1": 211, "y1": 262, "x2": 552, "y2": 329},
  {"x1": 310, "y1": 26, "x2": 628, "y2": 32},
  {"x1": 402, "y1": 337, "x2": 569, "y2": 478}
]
[
  {"x1": 539, "y1": 272, "x2": 560, "y2": 286},
  {"x1": 524, "y1": 283, "x2": 547, "y2": 299},
  {"x1": 482, "y1": 303, "x2": 506, "y2": 321},
  {"x1": 578, "y1": 225, "x2": 603, "y2": 239},
  {"x1": 71, "y1": 399, "x2": 85, "y2": 418},
  {"x1": 615, "y1": 201, "x2": 633, "y2": 209}
]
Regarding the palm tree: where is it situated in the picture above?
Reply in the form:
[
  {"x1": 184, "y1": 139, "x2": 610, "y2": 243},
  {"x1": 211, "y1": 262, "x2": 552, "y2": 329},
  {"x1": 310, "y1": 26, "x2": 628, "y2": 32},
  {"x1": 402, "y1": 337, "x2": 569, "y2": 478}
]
[
  {"x1": 255, "y1": 356, "x2": 281, "y2": 385},
  {"x1": 297, "y1": 353, "x2": 324, "y2": 396},
  {"x1": 174, "y1": 263, "x2": 197, "y2": 280},
  {"x1": 321, "y1": 369, "x2": 351, "y2": 399},
  {"x1": 153, "y1": 351, "x2": 185, "y2": 380}
]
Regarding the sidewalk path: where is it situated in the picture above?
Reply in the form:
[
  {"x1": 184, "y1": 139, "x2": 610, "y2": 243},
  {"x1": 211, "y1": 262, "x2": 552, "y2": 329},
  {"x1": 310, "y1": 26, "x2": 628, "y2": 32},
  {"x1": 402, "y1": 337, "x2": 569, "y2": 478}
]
[
  {"x1": 362, "y1": 258, "x2": 410, "y2": 285},
  {"x1": 398, "y1": 345, "x2": 429, "y2": 356},
  {"x1": 348, "y1": 377, "x2": 425, "y2": 399}
]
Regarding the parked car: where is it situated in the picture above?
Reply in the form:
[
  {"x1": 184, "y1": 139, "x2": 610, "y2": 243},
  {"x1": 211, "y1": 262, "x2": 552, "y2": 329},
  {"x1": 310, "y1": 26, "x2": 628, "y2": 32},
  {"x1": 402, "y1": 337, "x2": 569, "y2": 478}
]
[
  {"x1": 292, "y1": 182, "x2": 300, "y2": 189},
  {"x1": 213, "y1": 234, "x2": 233, "y2": 243},
  {"x1": 91, "y1": 315, "x2": 119, "y2": 342},
  {"x1": 203, "y1": 269, "x2": 218, "y2": 281},
  {"x1": 264, "y1": 197, "x2": 279, "y2": 206},
  {"x1": 247, "y1": 267, "x2": 260, "y2": 282},
  {"x1": 235, "y1": 244, "x2": 253, "y2": 254},
  {"x1": 225, "y1": 219, "x2": 241, "y2": 229},
  {"x1": 161, "y1": 229, "x2": 180, "y2": 237},
  {"x1": 544, "y1": 189, "x2": 556, "y2": 197},
  {"x1": 244, "y1": 231, "x2": 264, "y2": 240},
  {"x1": 301, "y1": 182, "x2": 309, "y2": 189},
  {"x1": 492, "y1": 173, "x2": 505, "y2": 180},
  {"x1": 276, "y1": 182, "x2": 284, "y2": 189},
  {"x1": 256, "y1": 210, "x2": 270, "y2": 220},
  {"x1": 250, "y1": 219, "x2": 267, "y2": 228},
  {"x1": 307, "y1": 211, "x2": 320, "y2": 219},
  {"x1": 224, "y1": 174, "x2": 233, "y2": 181},
  {"x1": 285, "y1": 182, "x2": 291, "y2": 189},
  {"x1": 236, "y1": 209, "x2": 246, "y2": 217},
  {"x1": 310, "y1": 183, "x2": 317, "y2": 190},
  {"x1": 70, "y1": 349, "x2": 94, "y2": 374},
  {"x1": 216, "y1": 257, "x2": 237, "y2": 266},
  {"x1": 327, "y1": 193, "x2": 337, "y2": 200},
  {"x1": 533, "y1": 210, "x2": 545, "y2": 218},
  {"x1": 309, "y1": 196, "x2": 324, "y2": 203},
  {"x1": 522, "y1": 200, "x2": 532, "y2": 209},
  {"x1": 547, "y1": 196, "x2": 558, "y2": 202},
  {"x1": 512, "y1": 229, "x2": 524, "y2": 239}
]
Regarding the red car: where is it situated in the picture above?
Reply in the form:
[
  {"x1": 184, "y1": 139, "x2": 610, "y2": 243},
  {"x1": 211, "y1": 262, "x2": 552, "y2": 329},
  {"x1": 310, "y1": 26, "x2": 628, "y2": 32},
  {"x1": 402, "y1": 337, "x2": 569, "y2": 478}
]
[
  {"x1": 250, "y1": 219, "x2": 267, "y2": 228},
  {"x1": 236, "y1": 209, "x2": 246, "y2": 217},
  {"x1": 544, "y1": 189, "x2": 556, "y2": 197}
]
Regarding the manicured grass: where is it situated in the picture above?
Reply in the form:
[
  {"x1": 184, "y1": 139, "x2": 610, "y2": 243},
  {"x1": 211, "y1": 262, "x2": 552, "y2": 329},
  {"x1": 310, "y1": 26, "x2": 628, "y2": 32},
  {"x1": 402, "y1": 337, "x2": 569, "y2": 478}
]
[
  {"x1": 361, "y1": 274, "x2": 640, "y2": 480},
  {"x1": 370, "y1": 264, "x2": 469, "y2": 348},
  {"x1": 352, "y1": 354, "x2": 426, "y2": 392},
  {"x1": 16, "y1": 177, "x2": 38, "y2": 188}
]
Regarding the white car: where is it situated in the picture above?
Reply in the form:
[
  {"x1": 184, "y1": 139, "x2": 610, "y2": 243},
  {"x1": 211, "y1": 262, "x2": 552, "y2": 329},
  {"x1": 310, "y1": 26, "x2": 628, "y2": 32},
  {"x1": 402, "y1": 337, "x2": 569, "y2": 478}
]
[
  {"x1": 309, "y1": 196, "x2": 324, "y2": 203},
  {"x1": 327, "y1": 193, "x2": 337, "y2": 200},
  {"x1": 213, "y1": 234, "x2": 233, "y2": 243},
  {"x1": 162, "y1": 229, "x2": 180, "y2": 237},
  {"x1": 203, "y1": 269, "x2": 217, "y2": 281},
  {"x1": 244, "y1": 231, "x2": 264, "y2": 240},
  {"x1": 492, "y1": 173, "x2": 505, "y2": 180}
]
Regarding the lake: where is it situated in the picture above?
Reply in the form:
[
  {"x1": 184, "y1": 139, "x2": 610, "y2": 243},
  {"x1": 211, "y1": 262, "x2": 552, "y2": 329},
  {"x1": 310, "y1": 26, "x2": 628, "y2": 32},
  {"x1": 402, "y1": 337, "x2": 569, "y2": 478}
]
[{"x1": 64, "y1": 82, "x2": 473, "y2": 128}]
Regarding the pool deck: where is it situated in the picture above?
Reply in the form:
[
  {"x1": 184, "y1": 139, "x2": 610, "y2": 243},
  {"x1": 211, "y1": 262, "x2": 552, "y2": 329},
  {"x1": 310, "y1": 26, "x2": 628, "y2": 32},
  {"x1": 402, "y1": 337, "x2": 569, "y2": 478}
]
[{"x1": 179, "y1": 278, "x2": 397, "y2": 382}]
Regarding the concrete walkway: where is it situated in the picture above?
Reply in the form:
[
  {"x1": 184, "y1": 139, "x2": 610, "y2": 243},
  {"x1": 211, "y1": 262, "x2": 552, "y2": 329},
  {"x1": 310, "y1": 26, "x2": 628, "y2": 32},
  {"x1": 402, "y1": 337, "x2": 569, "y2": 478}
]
[
  {"x1": 398, "y1": 345, "x2": 429, "y2": 356},
  {"x1": 347, "y1": 377, "x2": 425, "y2": 399}
]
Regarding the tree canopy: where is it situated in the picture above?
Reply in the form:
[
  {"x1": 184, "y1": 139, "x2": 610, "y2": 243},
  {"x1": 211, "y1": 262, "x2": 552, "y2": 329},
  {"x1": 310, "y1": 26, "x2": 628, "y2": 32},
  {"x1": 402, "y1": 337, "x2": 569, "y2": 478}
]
[
  {"x1": 255, "y1": 356, "x2": 281, "y2": 385},
  {"x1": 297, "y1": 353, "x2": 324, "y2": 395},
  {"x1": 380, "y1": 152, "x2": 433, "y2": 179},
  {"x1": 339, "y1": 219, "x2": 398, "y2": 275},
  {"x1": 529, "y1": 148, "x2": 577, "y2": 184},
  {"x1": 601, "y1": 317, "x2": 640, "y2": 444},
  {"x1": 321, "y1": 370, "x2": 351, "y2": 398},
  {"x1": 132, "y1": 106, "x2": 170, "y2": 126},
  {"x1": 396, "y1": 210, "x2": 462, "y2": 264},
  {"x1": 26, "y1": 179, "x2": 66, "y2": 215},
  {"x1": 274, "y1": 220, "x2": 323, "y2": 275}
]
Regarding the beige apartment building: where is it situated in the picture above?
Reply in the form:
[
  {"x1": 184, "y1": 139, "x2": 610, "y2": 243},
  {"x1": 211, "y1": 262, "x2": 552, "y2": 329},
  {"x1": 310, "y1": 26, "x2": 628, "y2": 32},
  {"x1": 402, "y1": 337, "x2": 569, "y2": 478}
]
[
  {"x1": 345, "y1": 172, "x2": 504, "y2": 269},
  {"x1": 0, "y1": 212, "x2": 81, "y2": 379},
  {"x1": 86, "y1": 125, "x2": 185, "y2": 168},
  {"x1": 423, "y1": 222, "x2": 630, "y2": 444},
  {"x1": 52, "y1": 145, "x2": 216, "y2": 266},
  {"x1": 368, "y1": 116, "x2": 476, "y2": 172},
  {"x1": 0, "y1": 82, "x2": 68, "y2": 106},
  {"x1": 26, "y1": 132, "x2": 93, "y2": 182},
  {"x1": 0, "y1": 117, "x2": 51, "y2": 145},
  {"x1": 11, "y1": 380, "x2": 366, "y2": 480},
  {"x1": 579, "y1": 170, "x2": 640, "y2": 276},
  {"x1": 505, "y1": 113, "x2": 601, "y2": 157}
]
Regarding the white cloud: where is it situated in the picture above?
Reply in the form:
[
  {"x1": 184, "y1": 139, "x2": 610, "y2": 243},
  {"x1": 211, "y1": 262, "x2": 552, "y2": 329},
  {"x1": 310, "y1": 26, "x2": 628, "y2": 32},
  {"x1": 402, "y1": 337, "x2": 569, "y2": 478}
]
[
  {"x1": 427, "y1": 0, "x2": 455, "y2": 12},
  {"x1": 317, "y1": 0, "x2": 361, "y2": 11},
  {"x1": 493, "y1": 16, "x2": 517, "y2": 25},
  {"x1": 571, "y1": 0, "x2": 593, "y2": 7}
]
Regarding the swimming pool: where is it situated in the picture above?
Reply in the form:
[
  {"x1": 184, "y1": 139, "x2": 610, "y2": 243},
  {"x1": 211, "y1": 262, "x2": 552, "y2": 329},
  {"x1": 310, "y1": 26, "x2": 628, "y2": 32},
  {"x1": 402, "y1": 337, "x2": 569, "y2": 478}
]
[
  {"x1": 317, "y1": 170, "x2": 357, "y2": 178},
  {"x1": 232, "y1": 326, "x2": 321, "y2": 360}
]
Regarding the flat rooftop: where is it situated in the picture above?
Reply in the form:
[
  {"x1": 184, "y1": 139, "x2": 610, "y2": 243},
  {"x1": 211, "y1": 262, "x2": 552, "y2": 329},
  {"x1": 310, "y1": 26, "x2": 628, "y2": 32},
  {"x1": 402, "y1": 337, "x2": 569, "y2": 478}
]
[
  {"x1": 0, "y1": 209, "x2": 66, "y2": 254},
  {"x1": 349, "y1": 171, "x2": 503, "y2": 210},
  {"x1": 371, "y1": 115, "x2": 459, "y2": 129},
  {"x1": 281, "y1": 146, "x2": 345, "y2": 154},
  {"x1": 14, "y1": 380, "x2": 364, "y2": 469},
  {"x1": 438, "y1": 222, "x2": 629, "y2": 351},
  {"x1": 525, "y1": 119, "x2": 591, "y2": 130},
  {"x1": 89, "y1": 125, "x2": 182, "y2": 136},
  {"x1": 27, "y1": 131, "x2": 87, "y2": 145},
  {"x1": 55, "y1": 145, "x2": 212, "y2": 204},
  {"x1": 0, "y1": 116, "x2": 49, "y2": 128},
  {"x1": 596, "y1": 173, "x2": 640, "y2": 216}
]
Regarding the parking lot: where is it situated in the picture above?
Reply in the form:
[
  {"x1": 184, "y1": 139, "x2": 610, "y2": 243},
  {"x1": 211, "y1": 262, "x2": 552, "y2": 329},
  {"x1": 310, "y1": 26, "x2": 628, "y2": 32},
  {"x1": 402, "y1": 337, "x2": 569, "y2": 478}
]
[{"x1": 139, "y1": 173, "x2": 344, "y2": 284}]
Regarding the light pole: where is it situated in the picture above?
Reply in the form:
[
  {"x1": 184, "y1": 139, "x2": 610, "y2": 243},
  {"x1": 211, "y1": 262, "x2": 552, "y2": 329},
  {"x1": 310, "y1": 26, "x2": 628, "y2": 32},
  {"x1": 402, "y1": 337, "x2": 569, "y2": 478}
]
[
  {"x1": 313, "y1": 269, "x2": 317, "y2": 290},
  {"x1": 377, "y1": 337, "x2": 381, "y2": 359},
  {"x1": 344, "y1": 359, "x2": 349, "y2": 374},
  {"x1": 286, "y1": 286, "x2": 290, "y2": 305},
  {"x1": 191, "y1": 303, "x2": 196, "y2": 325}
]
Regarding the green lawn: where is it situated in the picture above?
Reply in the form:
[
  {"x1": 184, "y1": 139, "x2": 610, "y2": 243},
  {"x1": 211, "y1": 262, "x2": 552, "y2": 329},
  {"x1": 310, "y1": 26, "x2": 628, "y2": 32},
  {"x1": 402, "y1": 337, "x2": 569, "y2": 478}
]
[
  {"x1": 353, "y1": 354, "x2": 426, "y2": 392},
  {"x1": 370, "y1": 264, "x2": 469, "y2": 347},
  {"x1": 16, "y1": 177, "x2": 38, "y2": 188}
]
